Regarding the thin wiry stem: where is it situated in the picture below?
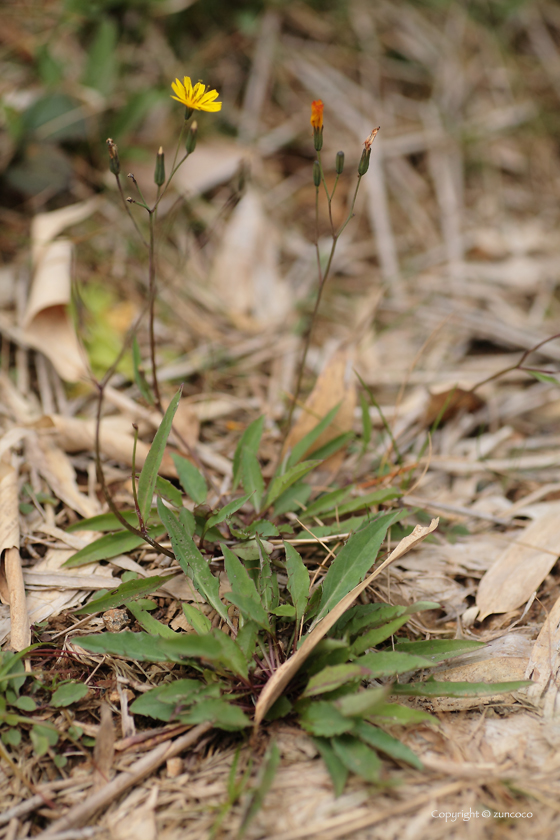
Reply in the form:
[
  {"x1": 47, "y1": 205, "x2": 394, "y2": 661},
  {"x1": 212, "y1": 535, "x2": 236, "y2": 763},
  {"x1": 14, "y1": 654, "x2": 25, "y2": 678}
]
[
  {"x1": 283, "y1": 170, "x2": 364, "y2": 446},
  {"x1": 115, "y1": 174, "x2": 147, "y2": 247}
]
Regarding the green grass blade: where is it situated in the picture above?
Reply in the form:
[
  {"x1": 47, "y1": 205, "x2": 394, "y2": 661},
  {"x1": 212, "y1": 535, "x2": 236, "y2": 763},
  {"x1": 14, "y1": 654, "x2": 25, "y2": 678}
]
[{"x1": 137, "y1": 387, "x2": 182, "y2": 520}]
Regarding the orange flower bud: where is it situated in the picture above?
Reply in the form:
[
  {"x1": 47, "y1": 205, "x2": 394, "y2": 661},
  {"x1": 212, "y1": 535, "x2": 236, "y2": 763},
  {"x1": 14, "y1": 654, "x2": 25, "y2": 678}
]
[{"x1": 310, "y1": 100, "x2": 324, "y2": 129}]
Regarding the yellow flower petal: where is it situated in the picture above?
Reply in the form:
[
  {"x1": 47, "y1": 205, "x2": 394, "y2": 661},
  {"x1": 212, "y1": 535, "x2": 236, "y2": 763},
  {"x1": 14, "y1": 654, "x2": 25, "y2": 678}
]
[{"x1": 170, "y1": 75, "x2": 222, "y2": 113}]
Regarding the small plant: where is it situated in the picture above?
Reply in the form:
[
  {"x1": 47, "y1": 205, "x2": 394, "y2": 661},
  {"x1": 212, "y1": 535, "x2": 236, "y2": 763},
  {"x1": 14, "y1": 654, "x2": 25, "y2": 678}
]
[{"x1": 9, "y1": 81, "x2": 531, "y2": 803}]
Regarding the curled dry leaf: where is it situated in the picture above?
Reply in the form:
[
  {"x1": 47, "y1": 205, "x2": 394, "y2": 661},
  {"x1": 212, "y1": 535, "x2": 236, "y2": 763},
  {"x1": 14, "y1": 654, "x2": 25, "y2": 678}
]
[
  {"x1": 254, "y1": 518, "x2": 439, "y2": 727},
  {"x1": 525, "y1": 593, "x2": 560, "y2": 704},
  {"x1": 477, "y1": 504, "x2": 560, "y2": 621},
  {"x1": 36, "y1": 414, "x2": 178, "y2": 479},
  {"x1": 283, "y1": 345, "x2": 356, "y2": 471},
  {"x1": 25, "y1": 432, "x2": 100, "y2": 519},
  {"x1": 24, "y1": 198, "x2": 101, "y2": 382},
  {"x1": 0, "y1": 460, "x2": 30, "y2": 650}
]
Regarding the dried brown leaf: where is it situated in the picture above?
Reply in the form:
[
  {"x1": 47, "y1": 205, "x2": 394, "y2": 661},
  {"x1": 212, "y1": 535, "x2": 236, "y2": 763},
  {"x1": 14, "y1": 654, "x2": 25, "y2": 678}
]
[
  {"x1": 283, "y1": 346, "x2": 356, "y2": 470},
  {"x1": 477, "y1": 505, "x2": 560, "y2": 620},
  {"x1": 93, "y1": 703, "x2": 115, "y2": 791}
]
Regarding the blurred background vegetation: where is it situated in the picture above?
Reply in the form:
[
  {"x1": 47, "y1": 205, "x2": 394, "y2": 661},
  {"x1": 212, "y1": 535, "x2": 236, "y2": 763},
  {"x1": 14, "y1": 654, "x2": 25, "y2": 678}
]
[{"x1": 2, "y1": 0, "x2": 560, "y2": 388}]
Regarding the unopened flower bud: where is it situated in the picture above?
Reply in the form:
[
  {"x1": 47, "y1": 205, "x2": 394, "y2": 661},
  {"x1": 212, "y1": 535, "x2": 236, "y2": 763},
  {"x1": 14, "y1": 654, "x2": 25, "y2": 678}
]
[
  {"x1": 335, "y1": 151, "x2": 345, "y2": 174},
  {"x1": 358, "y1": 148, "x2": 371, "y2": 176},
  {"x1": 313, "y1": 160, "x2": 321, "y2": 188},
  {"x1": 154, "y1": 146, "x2": 165, "y2": 187},
  {"x1": 310, "y1": 100, "x2": 324, "y2": 151},
  {"x1": 106, "y1": 138, "x2": 120, "y2": 175},
  {"x1": 186, "y1": 121, "x2": 198, "y2": 154}
]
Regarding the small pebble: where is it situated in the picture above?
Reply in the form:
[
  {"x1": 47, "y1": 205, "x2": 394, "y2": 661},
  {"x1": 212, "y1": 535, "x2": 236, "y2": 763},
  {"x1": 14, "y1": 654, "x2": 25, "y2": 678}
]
[
  {"x1": 166, "y1": 757, "x2": 183, "y2": 778},
  {"x1": 103, "y1": 608, "x2": 130, "y2": 632}
]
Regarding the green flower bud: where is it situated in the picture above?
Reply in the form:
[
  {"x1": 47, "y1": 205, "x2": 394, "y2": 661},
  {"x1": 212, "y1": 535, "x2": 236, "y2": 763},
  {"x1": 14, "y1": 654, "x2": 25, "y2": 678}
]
[
  {"x1": 154, "y1": 146, "x2": 165, "y2": 187},
  {"x1": 106, "y1": 138, "x2": 120, "y2": 176},
  {"x1": 335, "y1": 151, "x2": 345, "y2": 174},
  {"x1": 313, "y1": 126, "x2": 323, "y2": 152},
  {"x1": 358, "y1": 148, "x2": 371, "y2": 176},
  {"x1": 186, "y1": 121, "x2": 198, "y2": 154},
  {"x1": 313, "y1": 160, "x2": 321, "y2": 187}
]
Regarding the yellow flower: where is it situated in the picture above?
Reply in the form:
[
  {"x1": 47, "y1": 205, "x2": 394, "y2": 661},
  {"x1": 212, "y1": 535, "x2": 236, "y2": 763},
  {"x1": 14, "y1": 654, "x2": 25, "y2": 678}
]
[{"x1": 170, "y1": 76, "x2": 222, "y2": 113}]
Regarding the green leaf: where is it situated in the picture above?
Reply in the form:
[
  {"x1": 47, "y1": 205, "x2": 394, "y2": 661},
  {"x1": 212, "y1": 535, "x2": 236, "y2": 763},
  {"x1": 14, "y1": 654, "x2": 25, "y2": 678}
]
[
  {"x1": 240, "y1": 449, "x2": 264, "y2": 513},
  {"x1": 239, "y1": 741, "x2": 280, "y2": 836},
  {"x1": 307, "y1": 432, "x2": 354, "y2": 463},
  {"x1": 272, "y1": 481, "x2": 312, "y2": 517},
  {"x1": 335, "y1": 687, "x2": 388, "y2": 718},
  {"x1": 51, "y1": 683, "x2": 89, "y2": 707},
  {"x1": 332, "y1": 735, "x2": 381, "y2": 783},
  {"x1": 335, "y1": 601, "x2": 439, "y2": 639},
  {"x1": 137, "y1": 388, "x2": 182, "y2": 521},
  {"x1": 157, "y1": 499, "x2": 231, "y2": 628},
  {"x1": 127, "y1": 603, "x2": 178, "y2": 638},
  {"x1": 63, "y1": 529, "x2": 161, "y2": 568},
  {"x1": 130, "y1": 679, "x2": 213, "y2": 721},
  {"x1": 350, "y1": 616, "x2": 411, "y2": 655},
  {"x1": 74, "y1": 574, "x2": 173, "y2": 615},
  {"x1": 284, "y1": 543, "x2": 309, "y2": 624},
  {"x1": 392, "y1": 679, "x2": 533, "y2": 698},
  {"x1": 236, "y1": 620, "x2": 259, "y2": 659},
  {"x1": 13, "y1": 696, "x2": 36, "y2": 712},
  {"x1": 301, "y1": 487, "x2": 352, "y2": 520},
  {"x1": 315, "y1": 511, "x2": 402, "y2": 624},
  {"x1": 394, "y1": 639, "x2": 485, "y2": 662},
  {"x1": 205, "y1": 495, "x2": 251, "y2": 532},
  {"x1": 258, "y1": 540, "x2": 278, "y2": 612},
  {"x1": 302, "y1": 664, "x2": 367, "y2": 698},
  {"x1": 182, "y1": 604, "x2": 212, "y2": 635},
  {"x1": 82, "y1": 17, "x2": 118, "y2": 97},
  {"x1": 299, "y1": 701, "x2": 355, "y2": 737},
  {"x1": 179, "y1": 507, "x2": 196, "y2": 538},
  {"x1": 354, "y1": 720, "x2": 423, "y2": 770},
  {"x1": 529, "y1": 371, "x2": 560, "y2": 386},
  {"x1": 2, "y1": 728, "x2": 21, "y2": 746},
  {"x1": 181, "y1": 698, "x2": 251, "y2": 731},
  {"x1": 171, "y1": 453, "x2": 208, "y2": 505},
  {"x1": 67, "y1": 510, "x2": 149, "y2": 533},
  {"x1": 30, "y1": 724, "x2": 58, "y2": 756},
  {"x1": 156, "y1": 476, "x2": 183, "y2": 508},
  {"x1": 333, "y1": 488, "x2": 401, "y2": 518},
  {"x1": 79, "y1": 630, "x2": 248, "y2": 678},
  {"x1": 225, "y1": 591, "x2": 271, "y2": 632},
  {"x1": 356, "y1": 651, "x2": 431, "y2": 678},
  {"x1": 287, "y1": 404, "x2": 341, "y2": 468},
  {"x1": 264, "y1": 695, "x2": 292, "y2": 721},
  {"x1": 313, "y1": 738, "x2": 348, "y2": 796},
  {"x1": 210, "y1": 629, "x2": 250, "y2": 680},
  {"x1": 266, "y1": 461, "x2": 322, "y2": 508},
  {"x1": 230, "y1": 539, "x2": 274, "y2": 562},
  {"x1": 222, "y1": 545, "x2": 261, "y2": 604},
  {"x1": 359, "y1": 391, "x2": 372, "y2": 453},
  {"x1": 233, "y1": 416, "x2": 265, "y2": 490},
  {"x1": 270, "y1": 604, "x2": 295, "y2": 618},
  {"x1": 368, "y1": 702, "x2": 436, "y2": 726}
]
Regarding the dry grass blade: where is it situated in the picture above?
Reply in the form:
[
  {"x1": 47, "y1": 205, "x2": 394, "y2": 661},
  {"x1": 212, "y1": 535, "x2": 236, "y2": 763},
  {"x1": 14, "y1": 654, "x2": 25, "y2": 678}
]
[
  {"x1": 0, "y1": 460, "x2": 29, "y2": 650},
  {"x1": 36, "y1": 722, "x2": 213, "y2": 837},
  {"x1": 254, "y1": 519, "x2": 438, "y2": 726}
]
